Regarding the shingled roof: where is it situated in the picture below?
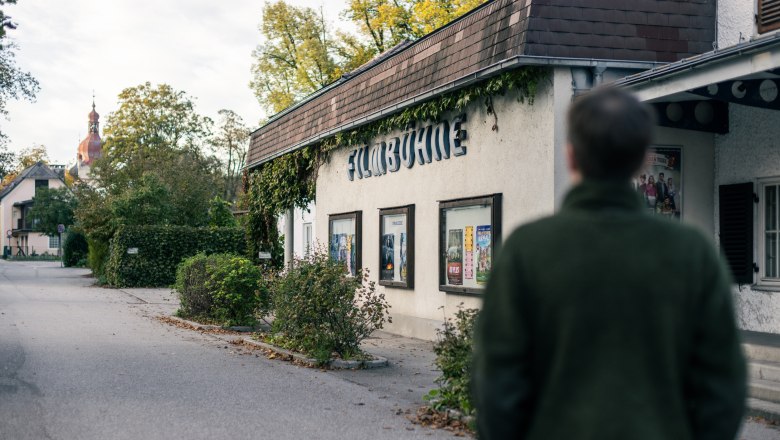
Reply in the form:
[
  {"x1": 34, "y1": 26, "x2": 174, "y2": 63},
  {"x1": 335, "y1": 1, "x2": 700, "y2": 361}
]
[
  {"x1": 248, "y1": 0, "x2": 716, "y2": 167},
  {"x1": 0, "y1": 162, "x2": 64, "y2": 201}
]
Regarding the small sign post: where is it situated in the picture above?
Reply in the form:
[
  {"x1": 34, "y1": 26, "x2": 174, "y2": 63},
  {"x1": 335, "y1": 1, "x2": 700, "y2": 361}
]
[
  {"x1": 57, "y1": 224, "x2": 65, "y2": 267},
  {"x1": 258, "y1": 251, "x2": 272, "y2": 260}
]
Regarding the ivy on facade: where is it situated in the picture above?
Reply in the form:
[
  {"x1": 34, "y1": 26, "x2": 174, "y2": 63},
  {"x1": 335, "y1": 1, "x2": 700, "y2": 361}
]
[{"x1": 244, "y1": 66, "x2": 549, "y2": 264}]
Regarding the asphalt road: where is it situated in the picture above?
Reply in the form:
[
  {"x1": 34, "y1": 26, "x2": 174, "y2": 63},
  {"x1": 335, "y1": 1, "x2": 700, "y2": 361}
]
[
  {"x1": 1, "y1": 260, "x2": 779, "y2": 440},
  {"x1": 0, "y1": 261, "x2": 452, "y2": 440}
]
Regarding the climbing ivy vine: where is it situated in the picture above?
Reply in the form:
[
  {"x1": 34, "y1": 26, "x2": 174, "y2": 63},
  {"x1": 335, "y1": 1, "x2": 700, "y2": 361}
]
[{"x1": 245, "y1": 66, "x2": 548, "y2": 265}]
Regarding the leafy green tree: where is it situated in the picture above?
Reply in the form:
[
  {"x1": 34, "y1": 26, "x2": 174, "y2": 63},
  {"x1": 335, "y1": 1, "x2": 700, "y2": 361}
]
[
  {"x1": 208, "y1": 196, "x2": 237, "y2": 228},
  {"x1": 211, "y1": 109, "x2": 249, "y2": 201},
  {"x1": 28, "y1": 187, "x2": 76, "y2": 236},
  {"x1": 0, "y1": 1, "x2": 39, "y2": 146},
  {"x1": 111, "y1": 174, "x2": 173, "y2": 227}
]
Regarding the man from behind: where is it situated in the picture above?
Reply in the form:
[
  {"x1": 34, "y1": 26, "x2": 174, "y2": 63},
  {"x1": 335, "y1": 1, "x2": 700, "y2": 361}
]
[{"x1": 473, "y1": 88, "x2": 746, "y2": 439}]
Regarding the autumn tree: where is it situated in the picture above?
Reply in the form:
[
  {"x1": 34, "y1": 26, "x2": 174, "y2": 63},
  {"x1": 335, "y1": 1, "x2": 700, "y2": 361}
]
[
  {"x1": 251, "y1": 0, "x2": 487, "y2": 116},
  {"x1": 211, "y1": 109, "x2": 249, "y2": 202},
  {"x1": 1, "y1": 144, "x2": 48, "y2": 187},
  {"x1": 250, "y1": 1, "x2": 342, "y2": 114}
]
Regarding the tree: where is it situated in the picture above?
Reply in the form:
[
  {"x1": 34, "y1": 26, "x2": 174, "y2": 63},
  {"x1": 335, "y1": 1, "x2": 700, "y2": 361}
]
[
  {"x1": 75, "y1": 82, "x2": 224, "y2": 273},
  {"x1": 211, "y1": 109, "x2": 249, "y2": 201},
  {"x1": 28, "y1": 187, "x2": 76, "y2": 236},
  {"x1": 408, "y1": 0, "x2": 486, "y2": 36},
  {"x1": 111, "y1": 174, "x2": 173, "y2": 227},
  {"x1": 97, "y1": 82, "x2": 213, "y2": 188},
  {"x1": 250, "y1": 0, "x2": 488, "y2": 116},
  {"x1": 250, "y1": 1, "x2": 340, "y2": 114},
  {"x1": 1, "y1": 144, "x2": 48, "y2": 187},
  {"x1": 0, "y1": 1, "x2": 39, "y2": 146},
  {"x1": 208, "y1": 196, "x2": 237, "y2": 228}
]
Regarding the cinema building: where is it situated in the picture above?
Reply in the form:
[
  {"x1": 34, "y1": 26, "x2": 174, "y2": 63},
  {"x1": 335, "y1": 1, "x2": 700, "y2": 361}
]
[{"x1": 248, "y1": 0, "x2": 726, "y2": 340}]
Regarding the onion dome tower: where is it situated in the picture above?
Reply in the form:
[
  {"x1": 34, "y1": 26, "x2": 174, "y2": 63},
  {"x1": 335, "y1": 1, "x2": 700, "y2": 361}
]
[{"x1": 73, "y1": 96, "x2": 103, "y2": 182}]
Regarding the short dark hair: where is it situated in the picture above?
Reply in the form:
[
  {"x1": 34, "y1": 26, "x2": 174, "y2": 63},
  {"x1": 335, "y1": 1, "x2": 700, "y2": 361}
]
[{"x1": 567, "y1": 87, "x2": 655, "y2": 180}]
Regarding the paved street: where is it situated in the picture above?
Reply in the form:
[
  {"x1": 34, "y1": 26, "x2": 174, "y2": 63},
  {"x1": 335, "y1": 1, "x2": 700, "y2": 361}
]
[
  {"x1": 1, "y1": 260, "x2": 779, "y2": 440},
  {"x1": 0, "y1": 261, "x2": 452, "y2": 440}
]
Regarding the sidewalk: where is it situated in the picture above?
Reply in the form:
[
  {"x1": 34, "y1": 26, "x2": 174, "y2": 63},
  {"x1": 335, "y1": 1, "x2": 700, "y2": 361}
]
[{"x1": 119, "y1": 285, "x2": 442, "y2": 410}]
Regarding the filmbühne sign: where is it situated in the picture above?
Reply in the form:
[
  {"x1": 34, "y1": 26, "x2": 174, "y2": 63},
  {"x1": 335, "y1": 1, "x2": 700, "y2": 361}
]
[{"x1": 346, "y1": 115, "x2": 467, "y2": 181}]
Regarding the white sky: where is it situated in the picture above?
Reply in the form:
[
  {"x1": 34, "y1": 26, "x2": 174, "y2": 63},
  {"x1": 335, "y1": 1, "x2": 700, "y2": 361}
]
[{"x1": 2, "y1": 0, "x2": 350, "y2": 164}]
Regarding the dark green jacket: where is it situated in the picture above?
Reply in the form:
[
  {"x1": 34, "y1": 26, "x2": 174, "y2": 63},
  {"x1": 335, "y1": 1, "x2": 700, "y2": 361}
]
[{"x1": 473, "y1": 180, "x2": 746, "y2": 440}]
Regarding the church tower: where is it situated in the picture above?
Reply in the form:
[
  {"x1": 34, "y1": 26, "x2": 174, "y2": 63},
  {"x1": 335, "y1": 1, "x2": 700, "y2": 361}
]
[{"x1": 73, "y1": 97, "x2": 103, "y2": 181}]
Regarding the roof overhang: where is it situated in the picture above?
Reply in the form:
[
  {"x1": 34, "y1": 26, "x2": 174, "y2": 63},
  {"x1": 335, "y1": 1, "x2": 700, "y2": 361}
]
[
  {"x1": 614, "y1": 34, "x2": 780, "y2": 102},
  {"x1": 246, "y1": 55, "x2": 658, "y2": 169}
]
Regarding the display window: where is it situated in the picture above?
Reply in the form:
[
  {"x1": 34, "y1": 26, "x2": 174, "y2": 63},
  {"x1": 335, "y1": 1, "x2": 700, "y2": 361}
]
[
  {"x1": 329, "y1": 211, "x2": 362, "y2": 277},
  {"x1": 439, "y1": 194, "x2": 501, "y2": 295},
  {"x1": 378, "y1": 205, "x2": 414, "y2": 288}
]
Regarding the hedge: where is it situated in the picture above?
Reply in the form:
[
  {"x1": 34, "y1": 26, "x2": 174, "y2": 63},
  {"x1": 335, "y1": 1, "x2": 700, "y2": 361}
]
[{"x1": 105, "y1": 225, "x2": 246, "y2": 287}]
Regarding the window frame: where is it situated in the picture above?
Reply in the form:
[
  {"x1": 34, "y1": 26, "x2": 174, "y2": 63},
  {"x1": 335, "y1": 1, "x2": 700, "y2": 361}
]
[
  {"x1": 48, "y1": 234, "x2": 60, "y2": 249},
  {"x1": 438, "y1": 194, "x2": 502, "y2": 296},
  {"x1": 758, "y1": 177, "x2": 780, "y2": 287},
  {"x1": 302, "y1": 222, "x2": 313, "y2": 256},
  {"x1": 378, "y1": 204, "x2": 415, "y2": 289},
  {"x1": 328, "y1": 211, "x2": 362, "y2": 277}
]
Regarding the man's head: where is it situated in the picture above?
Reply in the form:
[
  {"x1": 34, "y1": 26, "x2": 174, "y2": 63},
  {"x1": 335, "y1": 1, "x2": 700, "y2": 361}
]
[
  {"x1": 659, "y1": 172, "x2": 665, "y2": 181},
  {"x1": 567, "y1": 87, "x2": 655, "y2": 182}
]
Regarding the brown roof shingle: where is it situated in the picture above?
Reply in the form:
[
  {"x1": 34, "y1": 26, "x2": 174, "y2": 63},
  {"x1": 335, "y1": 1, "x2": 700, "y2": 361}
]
[{"x1": 248, "y1": 0, "x2": 715, "y2": 167}]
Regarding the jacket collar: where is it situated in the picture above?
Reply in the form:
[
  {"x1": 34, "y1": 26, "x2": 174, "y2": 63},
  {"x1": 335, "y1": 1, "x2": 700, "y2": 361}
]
[{"x1": 562, "y1": 179, "x2": 643, "y2": 213}]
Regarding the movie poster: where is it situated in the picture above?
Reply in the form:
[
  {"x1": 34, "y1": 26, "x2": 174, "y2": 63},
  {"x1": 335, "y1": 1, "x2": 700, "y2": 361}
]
[
  {"x1": 447, "y1": 229, "x2": 464, "y2": 285},
  {"x1": 330, "y1": 234, "x2": 340, "y2": 261},
  {"x1": 476, "y1": 225, "x2": 491, "y2": 285},
  {"x1": 464, "y1": 226, "x2": 474, "y2": 280},
  {"x1": 635, "y1": 146, "x2": 683, "y2": 220},
  {"x1": 381, "y1": 233, "x2": 395, "y2": 280},
  {"x1": 399, "y1": 233, "x2": 407, "y2": 282},
  {"x1": 348, "y1": 234, "x2": 356, "y2": 276}
]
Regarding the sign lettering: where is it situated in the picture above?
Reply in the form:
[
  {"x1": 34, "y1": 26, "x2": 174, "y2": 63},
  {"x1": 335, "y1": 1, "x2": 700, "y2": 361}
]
[{"x1": 346, "y1": 114, "x2": 467, "y2": 181}]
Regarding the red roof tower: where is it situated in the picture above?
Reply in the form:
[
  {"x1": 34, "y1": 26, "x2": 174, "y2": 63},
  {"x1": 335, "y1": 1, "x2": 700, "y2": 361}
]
[{"x1": 77, "y1": 98, "x2": 102, "y2": 165}]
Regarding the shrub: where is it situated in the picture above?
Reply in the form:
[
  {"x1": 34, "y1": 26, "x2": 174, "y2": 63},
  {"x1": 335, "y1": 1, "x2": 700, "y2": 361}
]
[
  {"x1": 425, "y1": 307, "x2": 479, "y2": 416},
  {"x1": 105, "y1": 225, "x2": 245, "y2": 287},
  {"x1": 63, "y1": 231, "x2": 88, "y2": 267},
  {"x1": 175, "y1": 253, "x2": 266, "y2": 327},
  {"x1": 267, "y1": 249, "x2": 391, "y2": 362},
  {"x1": 174, "y1": 253, "x2": 214, "y2": 319},
  {"x1": 87, "y1": 238, "x2": 110, "y2": 277}
]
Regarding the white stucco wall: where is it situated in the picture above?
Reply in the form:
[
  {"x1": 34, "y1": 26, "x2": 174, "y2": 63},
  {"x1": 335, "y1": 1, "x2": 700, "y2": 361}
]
[
  {"x1": 714, "y1": 103, "x2": 780, "y2": 333},
  {"x1": 0, "y1": 177, "x2": 65, "y2": 254},
  {"x1": 315, "y1": 69, "x2": 563, "y2": 340},
  {"x1": 278, "y1": 203, "x2": 316, "y2": 258},
  {"x1": 653, "y1": 126, "x2": 716, "y2": 235},
  {"x1": 717, "y1": 0, "x2": 757, "y2": 48}
]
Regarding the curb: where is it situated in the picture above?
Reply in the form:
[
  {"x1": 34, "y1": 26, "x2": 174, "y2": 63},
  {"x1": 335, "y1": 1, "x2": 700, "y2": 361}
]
[
  {"x1": 747, "y1": 398, "x2": 780, "y2": 424},
  {"x1": 166, "y1": 315, "x2": 261, "y2": 333},
  {"x1": 241, "y1": 337, "x2": 389, "y2": 370}
]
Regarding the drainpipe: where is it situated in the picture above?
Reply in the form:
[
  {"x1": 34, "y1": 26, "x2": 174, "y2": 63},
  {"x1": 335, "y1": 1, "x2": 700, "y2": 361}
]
[
  {"x1": 571, "y1": 67, "x2": 593, "y2": 98},
  {"x1": 284, "y1": 207, "x2": 294, "y2": 267}
]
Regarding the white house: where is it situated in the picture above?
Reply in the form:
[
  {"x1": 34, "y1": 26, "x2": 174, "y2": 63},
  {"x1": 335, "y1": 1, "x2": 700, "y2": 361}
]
[{"x1": 0, "y1": 162, "x2": 67, "y2": 256}]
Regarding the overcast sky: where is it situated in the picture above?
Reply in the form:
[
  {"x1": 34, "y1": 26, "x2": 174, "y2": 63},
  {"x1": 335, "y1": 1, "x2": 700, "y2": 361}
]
[{"x1": 2, "y1": 0, "x2": 349, "y2": 164}]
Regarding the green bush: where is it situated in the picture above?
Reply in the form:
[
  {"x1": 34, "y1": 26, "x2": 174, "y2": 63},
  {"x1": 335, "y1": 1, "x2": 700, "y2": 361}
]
[
  {"x1": 87, "y1": 238, "x2": 110, "y2": 277},
  {"x1": 63, "y1": 231, "x2": 88, "y2": 267},
  {"x1": 174, "y1": 253, "x2": 266, "y2": 326},
  {"x1": 425, "y1": 307, "x2": 479, "y2": 416},
  {"x1": 105, "y1": 225, "x2": 246, "y2": 287},
  {"x1": 267, "y1": 249, "x2": 391, "y2": 362},
  {"x1": 174, "y1": 253, "x2": 213, "y2": 319}
]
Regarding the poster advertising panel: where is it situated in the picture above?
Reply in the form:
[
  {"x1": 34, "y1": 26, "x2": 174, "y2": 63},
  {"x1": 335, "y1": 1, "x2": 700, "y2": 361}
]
[
  {"x1": 378, "y1": 206, "x2": 414, "y2": 288},
  {"x1": 328, "y1": 212, "x2": 362, "y2": 277},
  {"x1": 635, "y1": 146, "x2": 682, "y2": 220}
]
